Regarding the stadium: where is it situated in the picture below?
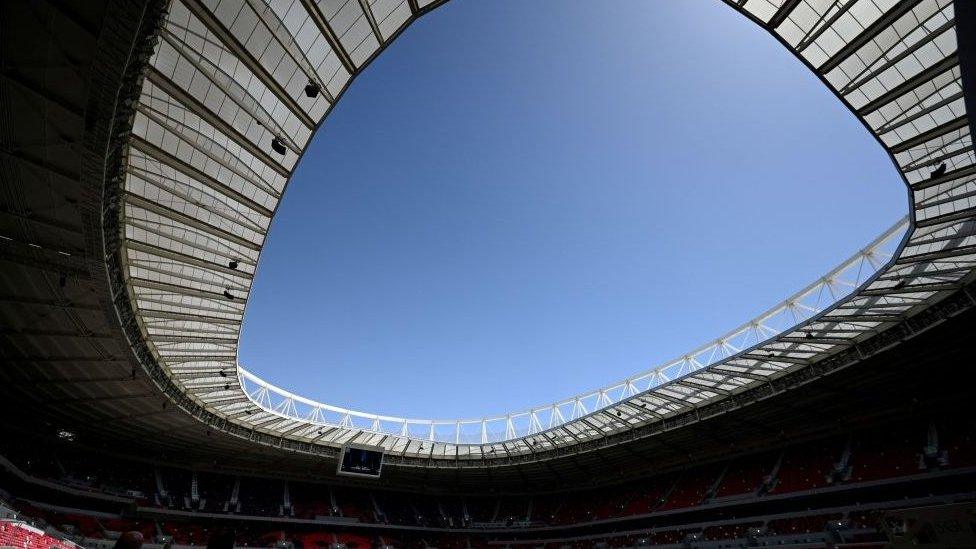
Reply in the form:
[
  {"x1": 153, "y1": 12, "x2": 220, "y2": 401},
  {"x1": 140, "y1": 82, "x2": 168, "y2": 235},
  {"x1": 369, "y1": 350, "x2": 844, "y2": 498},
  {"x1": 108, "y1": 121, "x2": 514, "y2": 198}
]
[{"x1": 2, "y1": 0, "x2": 976, "y2": 547}]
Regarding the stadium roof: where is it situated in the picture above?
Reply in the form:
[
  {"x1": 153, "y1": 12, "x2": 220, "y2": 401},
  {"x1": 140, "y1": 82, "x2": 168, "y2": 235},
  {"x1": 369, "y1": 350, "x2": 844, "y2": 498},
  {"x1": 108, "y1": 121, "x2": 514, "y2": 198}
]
[
  {"x1": 2, "y1": 0, "x2": 975, "y2": 476},
  {"x1": 109, "y1": 0, "x2": 976, "y2": 460}
]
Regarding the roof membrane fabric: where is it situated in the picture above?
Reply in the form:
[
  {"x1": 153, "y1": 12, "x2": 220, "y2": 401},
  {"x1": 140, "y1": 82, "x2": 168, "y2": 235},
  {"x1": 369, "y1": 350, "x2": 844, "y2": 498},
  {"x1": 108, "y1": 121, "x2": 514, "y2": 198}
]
[{"x1": 111, "y1": 0, "x2": 976, "y2": 460}]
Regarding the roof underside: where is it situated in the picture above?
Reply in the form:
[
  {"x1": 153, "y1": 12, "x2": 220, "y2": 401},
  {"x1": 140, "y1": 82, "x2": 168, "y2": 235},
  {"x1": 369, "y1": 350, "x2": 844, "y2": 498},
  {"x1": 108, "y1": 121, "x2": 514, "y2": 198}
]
[
  {"x1": 1, "y1": 0, "x2": 976, "y2": 483},
  {"x1": 114, "y1": 0, "x2": 976, "y2": 459}
]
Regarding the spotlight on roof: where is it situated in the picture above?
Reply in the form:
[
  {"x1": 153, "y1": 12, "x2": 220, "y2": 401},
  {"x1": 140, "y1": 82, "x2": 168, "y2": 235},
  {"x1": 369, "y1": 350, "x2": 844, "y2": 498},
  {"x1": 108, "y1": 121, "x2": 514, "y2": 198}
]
[
  {"x1": 930, "y1": 162, "x2": 947, "y2": 179},
  {"x1": 228, "y1": 260, "x2": 239, "y2": 269},
  {"x1": 224, "y1": 384, "x2": 230, "y2": 391},
  {"x1": 271, "y1": 137, "x2": 287, "y2": 155},
  {"x1": 219, "y1": 370, "x2": 227, "y2": 377},
  {"x1": 304, "y1": 81, "x2": 321, "y2": 98},
  {"x1": 223, "y1": 290, "x2": 235, "y2": 300}
]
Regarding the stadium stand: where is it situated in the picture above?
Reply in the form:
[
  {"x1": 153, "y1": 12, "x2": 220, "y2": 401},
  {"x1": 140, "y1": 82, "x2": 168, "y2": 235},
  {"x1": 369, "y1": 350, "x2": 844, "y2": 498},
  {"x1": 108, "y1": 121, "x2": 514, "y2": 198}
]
[
  {"x1": 0, "y1": 414, "x2": 973, "y2": 549},
  {"x1": 7, "y1": 418, "x2": 976, "y2": 518}
]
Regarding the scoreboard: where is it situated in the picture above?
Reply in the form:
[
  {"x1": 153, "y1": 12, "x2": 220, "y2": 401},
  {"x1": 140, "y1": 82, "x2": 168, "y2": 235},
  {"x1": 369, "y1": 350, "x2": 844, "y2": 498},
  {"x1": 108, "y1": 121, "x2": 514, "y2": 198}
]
[{"x1": 337, "y1": 444, "x2": 385, "y2": 478}]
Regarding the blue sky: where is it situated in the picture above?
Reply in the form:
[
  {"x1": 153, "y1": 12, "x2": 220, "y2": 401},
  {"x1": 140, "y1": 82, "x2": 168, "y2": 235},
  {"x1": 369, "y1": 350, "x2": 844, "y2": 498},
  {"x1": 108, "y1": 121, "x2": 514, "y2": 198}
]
[{"x1": 239, "y1": 0, "x2": 904, "y2": 419}]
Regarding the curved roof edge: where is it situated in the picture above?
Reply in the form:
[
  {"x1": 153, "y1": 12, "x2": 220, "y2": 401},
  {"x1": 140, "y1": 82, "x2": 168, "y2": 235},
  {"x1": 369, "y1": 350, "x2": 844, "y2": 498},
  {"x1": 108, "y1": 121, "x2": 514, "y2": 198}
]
[
  {"x1": 104, "y1": 0, "x2": 976, "y2": 462},
  {"x1": 236, "y1": 218, "x2": 908, "y2": 443}
]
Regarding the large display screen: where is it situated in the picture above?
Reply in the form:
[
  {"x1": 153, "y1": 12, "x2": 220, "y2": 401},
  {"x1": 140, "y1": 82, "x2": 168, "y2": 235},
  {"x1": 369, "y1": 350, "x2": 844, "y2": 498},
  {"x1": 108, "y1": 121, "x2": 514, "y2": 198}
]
[{"x1": 337, "y1": 444, "x2": 384, "y2": 478}]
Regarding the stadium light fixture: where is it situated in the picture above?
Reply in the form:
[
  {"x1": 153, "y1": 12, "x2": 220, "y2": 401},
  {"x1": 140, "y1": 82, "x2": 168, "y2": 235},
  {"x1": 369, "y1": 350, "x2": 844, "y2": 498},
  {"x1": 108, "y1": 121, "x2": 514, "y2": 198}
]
[
  {"x1": 304, "y1": 81, "x2": 321, "y2": 98},
  {"x1": 271, "y1": 137, "x2": 286, "y2": 155}
]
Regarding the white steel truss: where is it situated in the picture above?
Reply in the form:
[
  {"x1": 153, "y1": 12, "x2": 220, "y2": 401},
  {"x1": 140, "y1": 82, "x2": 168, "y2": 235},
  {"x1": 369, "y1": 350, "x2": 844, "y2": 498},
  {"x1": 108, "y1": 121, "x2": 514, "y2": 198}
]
[
  {"x1": 109, "y1": 0, "x2": 976, "y2": 460},
  {"x1": 235, "y1": 220, "x2": 908, "y2": 445}
]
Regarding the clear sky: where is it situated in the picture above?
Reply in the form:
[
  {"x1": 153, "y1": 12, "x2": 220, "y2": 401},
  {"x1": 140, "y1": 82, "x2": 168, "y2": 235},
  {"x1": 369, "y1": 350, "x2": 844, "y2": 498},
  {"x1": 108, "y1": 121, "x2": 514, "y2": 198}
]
[{"x1": 238, "y1": 0, "x2": 904, "y2": 420}]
